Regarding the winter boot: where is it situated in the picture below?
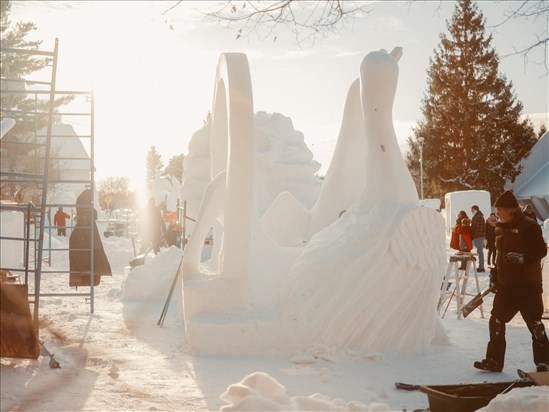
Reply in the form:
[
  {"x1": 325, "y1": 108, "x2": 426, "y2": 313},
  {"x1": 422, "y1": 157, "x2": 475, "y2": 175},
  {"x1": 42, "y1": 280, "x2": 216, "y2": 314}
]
[
  {"x1": 473, "y1": 359, "x2": 503, "y2": 372},
  {"x1": 536, "y1": 363, "x2": 549, "y2": 372}
]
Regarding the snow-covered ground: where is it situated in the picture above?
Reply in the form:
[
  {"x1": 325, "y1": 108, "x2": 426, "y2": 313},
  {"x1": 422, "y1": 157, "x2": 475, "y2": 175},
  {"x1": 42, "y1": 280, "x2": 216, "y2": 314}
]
[{"x1": 1, "y1": 223, "x2": 548, "y2": 411}]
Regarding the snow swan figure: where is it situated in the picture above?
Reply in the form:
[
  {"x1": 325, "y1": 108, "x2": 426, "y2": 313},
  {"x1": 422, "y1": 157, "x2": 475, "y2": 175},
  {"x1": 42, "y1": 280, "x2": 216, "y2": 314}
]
[
  {"x1": 283, "y1": 48, "x2": 447, "y2": 353},
  {"x1": 181, "y1": 48, "x2": 447, "y2": 354}
]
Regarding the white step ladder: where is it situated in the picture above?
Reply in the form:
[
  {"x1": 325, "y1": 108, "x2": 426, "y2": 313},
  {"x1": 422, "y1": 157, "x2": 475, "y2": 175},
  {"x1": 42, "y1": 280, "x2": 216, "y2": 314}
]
[{"x1": 438, "y1": 253, "x2": 484, "y2": 319}]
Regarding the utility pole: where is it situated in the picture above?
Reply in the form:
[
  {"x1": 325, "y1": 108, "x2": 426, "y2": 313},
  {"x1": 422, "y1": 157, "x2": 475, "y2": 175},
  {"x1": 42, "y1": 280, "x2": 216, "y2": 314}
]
[{"x1": 418, "y1": 137, "x2": 425, "y2": 200}]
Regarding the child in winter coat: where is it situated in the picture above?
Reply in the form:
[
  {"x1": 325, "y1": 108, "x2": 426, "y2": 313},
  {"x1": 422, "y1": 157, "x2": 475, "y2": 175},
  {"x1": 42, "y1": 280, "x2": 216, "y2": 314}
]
[
  {"x1": 450, "y1": 211, "x2": 469, "y2": 250},
  {"x1": 455, "y1": 217, "x2": 473, "y2": 252}
]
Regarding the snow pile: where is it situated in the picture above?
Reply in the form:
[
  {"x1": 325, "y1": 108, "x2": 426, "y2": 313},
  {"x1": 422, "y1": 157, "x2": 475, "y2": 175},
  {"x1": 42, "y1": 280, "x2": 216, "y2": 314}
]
[
  {"x1": 479, "y1": 386, "x2": 549, "y2": 412},
  {"x1": 122, "y1": 245, "x2": 183, "y2": 302},
  {"x1": 220, "y1": 371, "x2": 549, "y2": 412},
  {"x1": 219, "y1": 371, "x2": 389, "y2": 411}
]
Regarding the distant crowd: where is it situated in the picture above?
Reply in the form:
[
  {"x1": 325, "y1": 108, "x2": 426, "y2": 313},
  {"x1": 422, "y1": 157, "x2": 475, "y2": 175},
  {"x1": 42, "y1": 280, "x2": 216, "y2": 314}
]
[{"x1": 450, "y1": 202, "x2": 539, "y2": 272}]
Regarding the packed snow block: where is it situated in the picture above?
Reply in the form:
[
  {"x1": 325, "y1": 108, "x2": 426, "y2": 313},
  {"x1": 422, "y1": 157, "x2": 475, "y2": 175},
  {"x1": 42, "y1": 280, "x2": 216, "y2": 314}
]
[
  {"x1": 0, "y1": 210, "x2": 24, "y2": 270},
  {"x1": 444, "y1": 190, "x2": 491, "y2": 234},
  {"x1": 183, "y1": 278, "x2": 248, "y2": 318}
]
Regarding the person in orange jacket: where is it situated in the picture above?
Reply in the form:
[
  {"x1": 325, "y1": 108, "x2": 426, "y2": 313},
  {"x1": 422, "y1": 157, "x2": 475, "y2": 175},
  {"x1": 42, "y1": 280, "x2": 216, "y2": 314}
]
[
  {"x1": 450, "y1": 210, "x2": 468, "y2": 251},
  {"x1": 455, "y1": 217, "x2": 473, "y2": 252},
  {"x1": 54, "y1": 207, "x2": 70, "y2": 236}
]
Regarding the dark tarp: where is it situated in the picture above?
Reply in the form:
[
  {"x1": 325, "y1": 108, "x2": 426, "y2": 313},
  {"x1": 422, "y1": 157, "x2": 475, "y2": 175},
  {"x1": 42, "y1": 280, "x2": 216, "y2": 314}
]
[
  {"x1": 69, "y1": 189, "x2": 112, "y2": 287},
  {"x1": 0, "y1": 283, "x2": 40, "y2": 359}
]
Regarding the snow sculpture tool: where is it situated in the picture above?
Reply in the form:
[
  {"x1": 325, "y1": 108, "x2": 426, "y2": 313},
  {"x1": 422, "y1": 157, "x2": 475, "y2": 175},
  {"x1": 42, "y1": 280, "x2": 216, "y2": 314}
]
[{"x1": 462, "y1": 287, "x2": 495, "y2": 318}]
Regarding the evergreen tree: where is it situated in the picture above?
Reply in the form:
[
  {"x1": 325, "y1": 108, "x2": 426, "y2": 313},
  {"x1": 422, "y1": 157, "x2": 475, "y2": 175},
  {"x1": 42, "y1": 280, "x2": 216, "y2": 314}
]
[
  {"x1": 145, "y1": 146, "x2": 163, "y2": 191},
  {"x1": 538, "y1": 123, "x2": 547, "y2": 138},
  {"x1": 163, "y1": 153, "x2": 184, "y2": 183},
  {"x1": 406, "y1": 0, "x2": 537, "y2": 202},
  {"x1": 1, "y1": 0, "x2": 72, "y2": 201}
]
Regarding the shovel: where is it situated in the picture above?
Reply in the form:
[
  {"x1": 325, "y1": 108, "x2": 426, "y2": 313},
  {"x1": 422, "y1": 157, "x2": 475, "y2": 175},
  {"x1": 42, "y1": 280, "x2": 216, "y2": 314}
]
[
  {"x1": 40, "y1": 341, "x2": 60, "y2": 368},
  {"x1": 462, "y1": 287, "x2": 495, "y2": 318}
]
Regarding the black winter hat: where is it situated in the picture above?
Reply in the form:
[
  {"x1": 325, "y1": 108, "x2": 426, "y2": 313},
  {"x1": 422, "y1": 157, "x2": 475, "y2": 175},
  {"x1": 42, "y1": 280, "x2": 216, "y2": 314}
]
[{"x1": 494, "y1": 190, "x2": 519, "y2": 208}]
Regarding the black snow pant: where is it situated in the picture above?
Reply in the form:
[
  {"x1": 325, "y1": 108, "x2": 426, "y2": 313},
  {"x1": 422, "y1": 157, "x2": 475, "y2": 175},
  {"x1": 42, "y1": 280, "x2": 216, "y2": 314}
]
[
  {"x1": 487, "y1": 247, "x2": 496, "y2": 266},
  {"x1": 485, "y1": 284, "x2": 549, "y2": 368}
]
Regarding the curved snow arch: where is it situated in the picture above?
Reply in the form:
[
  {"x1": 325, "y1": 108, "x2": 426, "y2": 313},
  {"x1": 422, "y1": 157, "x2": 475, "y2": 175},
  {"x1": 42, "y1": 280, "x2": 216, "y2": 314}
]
[
  {"x1": 211, "y1": 53, "x2": 254, "y2": 280},
  {"x1": 184, "y1": 53, "x2": 254, "y2": 281}
]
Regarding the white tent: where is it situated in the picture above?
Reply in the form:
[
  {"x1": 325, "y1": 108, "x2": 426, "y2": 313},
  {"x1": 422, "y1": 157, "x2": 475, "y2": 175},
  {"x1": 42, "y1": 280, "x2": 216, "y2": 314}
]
[{"x1": 505, "y1": 131, "x2": 549, "y2": 221}]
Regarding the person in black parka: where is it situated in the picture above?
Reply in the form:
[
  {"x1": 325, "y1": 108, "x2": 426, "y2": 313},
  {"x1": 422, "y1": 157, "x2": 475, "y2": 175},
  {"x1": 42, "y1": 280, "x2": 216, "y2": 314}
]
[
  {"x1": 69, "y1": 189, "x2": 112, "y2": 286},
  {"x1": 485, "y1": 212, "x2": 497, "y2": 267},
  {"x1": 474, "y1": 190, "x2": 549, "y2": 373}
]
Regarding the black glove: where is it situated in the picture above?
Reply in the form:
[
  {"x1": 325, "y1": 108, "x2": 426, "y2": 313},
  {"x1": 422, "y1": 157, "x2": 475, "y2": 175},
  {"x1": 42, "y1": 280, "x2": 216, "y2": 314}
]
[
  {"x1": 505, "y1": 252, "x2": 525, "y2": 265},
  {"x1": 489, "y1": 267, "x2": 498, "y2": 292}
]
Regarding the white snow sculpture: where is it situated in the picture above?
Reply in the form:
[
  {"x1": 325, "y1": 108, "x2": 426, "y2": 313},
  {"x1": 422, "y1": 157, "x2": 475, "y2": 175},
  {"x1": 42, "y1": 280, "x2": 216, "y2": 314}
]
[
  {"x1": 182, "y1": 53, "x2": 254, "y2": 317},
  {"x1": 261, "y1": 78, "x2": 367, "y2": 244},
  {"x1": 181, "y1": 48, "x2": 447, "y2": 354},
  {"x1": 281, "y1": 48, "x2": 446, "y2": 353}
]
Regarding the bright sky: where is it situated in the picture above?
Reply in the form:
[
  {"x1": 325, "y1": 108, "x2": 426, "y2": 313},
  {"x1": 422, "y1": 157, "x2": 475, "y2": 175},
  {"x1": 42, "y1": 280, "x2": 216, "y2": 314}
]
[{"x1": 8, "y1": 1, "x2": 549, "y2": 192}]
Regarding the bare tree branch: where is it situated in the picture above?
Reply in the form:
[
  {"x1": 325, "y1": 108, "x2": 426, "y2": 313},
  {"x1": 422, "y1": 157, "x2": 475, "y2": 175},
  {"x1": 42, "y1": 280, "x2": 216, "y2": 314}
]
[
  {"x1": 489, "y1": 0, "x2": 548, "y2": 73},
  {"x1": 161, "y1": 0, "x2": 548, "y2": 70},
  {"x1": 161, "y1": 0, "x2": 184, "y2": 16},
  {"x1": 184, "y1": 0, "x2": 375, "y2": 47}
]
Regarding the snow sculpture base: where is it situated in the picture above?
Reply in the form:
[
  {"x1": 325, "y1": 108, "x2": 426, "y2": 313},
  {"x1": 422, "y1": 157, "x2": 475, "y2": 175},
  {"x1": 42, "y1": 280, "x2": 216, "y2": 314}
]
[
  {"x1": 181, "y1": 48, "x2": 448, "y2": 355},
  {"x1": 183, "y1": 278, "x2": 247, "y2": 316}
]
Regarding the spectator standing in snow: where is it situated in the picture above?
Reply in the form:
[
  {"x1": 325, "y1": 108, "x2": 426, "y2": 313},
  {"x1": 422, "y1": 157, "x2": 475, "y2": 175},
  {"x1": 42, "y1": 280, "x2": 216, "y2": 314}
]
[
  {"x1": 450, "y1": 210, "x2": 468, "y2": 251},
  {"x1": 54, "y1": 207, "x2": 70, "y2": 236},
  {"x1": 474, "y1": 190, "x2": 549, "y2": 373},
  {"x1": 485, "y1": 212, "x2": 497, "y2": 268},
  {"x1": 471, "y1": 205, "x2": 486, "y2": 272},
  {"x1": 456, "y1": 217, "x2": 473, "y2": 253}
]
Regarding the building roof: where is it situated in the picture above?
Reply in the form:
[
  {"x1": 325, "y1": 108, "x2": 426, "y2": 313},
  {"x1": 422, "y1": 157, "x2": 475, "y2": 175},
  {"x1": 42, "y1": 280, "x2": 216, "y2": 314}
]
[
  {"x1": 37, "y1": 123, "x2": 90, "y2": 171},
  {"x1": 505, "y1": 131, "x2": 548, "y2": 198}
]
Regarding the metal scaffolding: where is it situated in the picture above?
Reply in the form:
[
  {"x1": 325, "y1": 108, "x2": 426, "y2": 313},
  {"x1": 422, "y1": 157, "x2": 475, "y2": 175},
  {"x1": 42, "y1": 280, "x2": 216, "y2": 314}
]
[{"x1": 1, "y1": 38, "x2": 97, "y2": 343}]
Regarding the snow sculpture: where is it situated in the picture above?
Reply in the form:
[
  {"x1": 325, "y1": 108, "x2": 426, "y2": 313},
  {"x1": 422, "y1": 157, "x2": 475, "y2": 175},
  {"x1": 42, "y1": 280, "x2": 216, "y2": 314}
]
[
  {"x1": 180, "y1": 112, "x2": 321, "y2": 235},
  {"x1": 182, "y1": 53, "x2": 254, "y2": 317},
  {"x1": 181, "y1": 49, "x2": 447, "y2": 354},
  {"x1": 284, "y1": 51, "x2": 446, "y2": 352}
]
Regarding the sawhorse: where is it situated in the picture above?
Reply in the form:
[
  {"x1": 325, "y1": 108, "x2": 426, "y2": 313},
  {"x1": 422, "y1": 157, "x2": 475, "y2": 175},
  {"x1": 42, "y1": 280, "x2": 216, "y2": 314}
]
[{"x1": 438, "y1": 253, "x2": 484, "y2": 319}]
